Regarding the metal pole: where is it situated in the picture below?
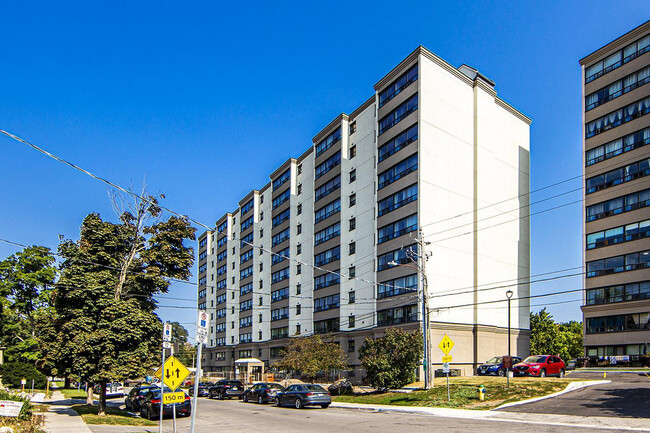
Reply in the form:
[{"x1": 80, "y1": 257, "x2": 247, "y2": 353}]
[
  {"x1": 172, "y1": 403, "x2": 177, "y2": 433},
  {"x1": 446, "y1": 371, "x2": 450, "y2": 401},
  {"x1": 507, "y1": 295, "x2": 511, "y2": 388},
  {"x1": 418, "y1": 230, "x2": 431, "y2": 390},
  {"x1": 190, "y1": 342, "x2": 203, "y2": 433},
  {"x1": 160, "y1": 345, "x2": 166, "y2": 433}
]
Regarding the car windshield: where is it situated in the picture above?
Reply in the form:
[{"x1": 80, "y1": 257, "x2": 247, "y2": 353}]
[
  {"x1": 227, "y1": 381, "x2": 242, "y2": 386},
  {"x1": 268, "y1": 384, "x2": 284, "y2": 390},
  {"x1": 486, "y1": 357, "x2": 502, "y2": 364},
  {"x1": 303, "y1": 384, "x2": 326, "y2": 392},
  {"x1": 524, "y1": 356, "x2": 547, "y2": 363}
]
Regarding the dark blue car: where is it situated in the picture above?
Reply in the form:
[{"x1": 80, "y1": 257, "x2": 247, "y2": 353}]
[
  {"x1": 477, "y1": 356, "x2": 522, "y2": 376},
  {"x1": 273, "y1": 384, "x2": 331, "y2": 409}
]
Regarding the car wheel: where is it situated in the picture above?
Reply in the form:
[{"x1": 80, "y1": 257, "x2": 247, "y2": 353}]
[
  {"x1": 539, "y1": 369, "x2": 546, "y2": 378},
  {"x1": 258, "y1": 395, "x2": 264, "y2": 404},
  {"x1": 559, "y1": 369, "x2": 565, "y2": 378},
  {"x1": 321, "y1": 404, "x2": 329, "y2": 409},
  {"x1": 497, "y1": 368, "x2": 505, "y2": 377},
  {"x1": 294, "y1": 398, "x2": 303, "y2": 409},
  {"x1": 218, "y1": 391, "x2": 224, "y2": 400},
  {"x1": 274, "y1": 398, "x2": 280, "y2": 407},
  {"x1": 125, "y1": 400, "x2": 131, "y2": 410},
  {"x1": 243, "y1": 394, "x2": 248, "y2": 403},
  {"x1": 140, "y1": 407, "x2": 146, "y2": 418}
]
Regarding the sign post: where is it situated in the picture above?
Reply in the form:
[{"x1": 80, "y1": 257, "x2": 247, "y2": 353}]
[
  {"x1": 503, "y1": 355, "x2": 513, "y2": 388},
  {"x1": 154, "y1": 355, "x2": 190, "y2": 433},
  {"x1": 160, "y1": 322, "x2": 172, "y2": 433},
  {"x1": 438, "y1": 335, "x2": 455, "y2": 401},
  {"x1": 191, "y1": 310, "x2": 209, "y2": 433}
]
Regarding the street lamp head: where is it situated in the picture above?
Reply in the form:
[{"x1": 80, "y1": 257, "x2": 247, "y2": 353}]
[{"x1": 506, "y1": 290, "x2": 513, "y2": 299}]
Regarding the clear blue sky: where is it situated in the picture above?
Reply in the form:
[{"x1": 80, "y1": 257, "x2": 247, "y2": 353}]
[{"x1": 1, "y1": 1, "x2": 648, "y2": 336}]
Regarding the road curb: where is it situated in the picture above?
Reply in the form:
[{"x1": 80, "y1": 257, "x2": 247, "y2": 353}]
[
  {"x1": 330, "y1": 402, "x2": 493, "y2": 419},
  {"x1": 494, "y1": 380, "x2": 610, "y2": 410}
]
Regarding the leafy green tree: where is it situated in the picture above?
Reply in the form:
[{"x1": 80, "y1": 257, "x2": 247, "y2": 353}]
[
  {"x1": 278, "y1": 334, "x2": 348, "y2": 381},
  {"x1": 47, "y1": 193, "x2": 195, "y2": 415},
  {"x1": 0, "y1": 362, "x2": 47, "y2": 389},
  {"x1": 530, "y1": 309, "x2": 583, "y2": 362},
  {"x1": 0, "y1": 246, "x2": 56, "y2": 365},
  {"x1": 359, "y1": 328, "x2": 422, "y2": 390},
  {"x1": 171, "y1": 321, "x2": 189, "y2": 345}
]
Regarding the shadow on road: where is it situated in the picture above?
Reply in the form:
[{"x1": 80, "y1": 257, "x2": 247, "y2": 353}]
[{"x1": 582, "y1": 385, "x2": 650, "y2": 418}]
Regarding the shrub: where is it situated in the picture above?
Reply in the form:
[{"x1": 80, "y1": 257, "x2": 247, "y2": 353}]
[{"x1": 0, "y1": 362, "x2": 47, "y2": 389}]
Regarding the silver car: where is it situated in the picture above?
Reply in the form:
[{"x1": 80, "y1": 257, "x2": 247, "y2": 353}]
[{"x1": 273, "y1": 384, "x2": 331, "y2": 409}]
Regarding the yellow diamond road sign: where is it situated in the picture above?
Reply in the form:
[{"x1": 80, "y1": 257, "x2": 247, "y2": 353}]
[
  {"x1": 154, "y1": 355, "x2": 190, "y2": 391},
  {"x1": 438, "y1": 335, "x2": 455, "y2": 356}
]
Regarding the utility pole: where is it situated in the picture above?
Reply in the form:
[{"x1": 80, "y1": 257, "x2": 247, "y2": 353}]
[{"x1": 417, "y1": 229, "x2": 432, "y2": 390}]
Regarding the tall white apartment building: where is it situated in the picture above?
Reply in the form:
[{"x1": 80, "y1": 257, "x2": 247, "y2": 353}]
[{"x1": 197, "y1": 46, "x2": 531, "y2": 377}]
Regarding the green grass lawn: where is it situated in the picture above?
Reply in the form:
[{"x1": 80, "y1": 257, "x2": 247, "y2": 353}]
[
  {"x1": 58, "y1": 388, "x2": 88, "y2": 400},
  {"x1": 333, "y1": 376, "x2": 581, "y2": 410},
  {"x1": 71, "y1": 404, "x2": 157, "y2": 426}
]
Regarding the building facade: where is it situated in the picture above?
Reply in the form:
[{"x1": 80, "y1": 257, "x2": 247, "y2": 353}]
[
  {"x1": 197, "y1": 46, "x2": 531, "y2": 378},
  {"x1": 580, "y1": 22, "x2": 650, "y2": 358}
]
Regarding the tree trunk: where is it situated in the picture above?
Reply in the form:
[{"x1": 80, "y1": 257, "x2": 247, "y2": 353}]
[
  {"x1": 64, "y1": 377, "x2": 70, "y2": 389},
  {"x1": 98, "y1": 381, "x2": 107, "y2": 416},
  {"x1": 86, "y1": 383, "x2": 94, "y2": 405}
]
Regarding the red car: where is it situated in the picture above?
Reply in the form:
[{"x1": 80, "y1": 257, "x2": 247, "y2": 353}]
[{"x1": 514, "y1": 355, "x2": 566, "y2": 378}]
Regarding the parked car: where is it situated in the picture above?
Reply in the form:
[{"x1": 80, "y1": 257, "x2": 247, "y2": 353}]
[
  {"x1": 566, "y1": 359, "x2": 578, "y2": 370},
  {"x1": 273, "y1": 384, "x2": 331, "y2": 409},
  {"x1": 125, "y1": 385, "x2": 158, "y2": 411},
  {"x1": 139, "y1": 388, "x2": 191, "y2": 420},
  {"x1": 242, "y1": 382, "x2": 285, "y2": 404},
  {"x1": 514, "y1": 355, "x2": 566, "y2": 378},
  {"x1": 188, "y1": 382, "x2": 212, "y2": 397},
  {"x1": 208, "y1": 380, "x2": 245, "y2": 400},
  {"x1": 477, "y1": 356, "x2": 522, "y2": 376},
  {"x1": 93, "y1": 382, "x2": 124, "y2": 398}
]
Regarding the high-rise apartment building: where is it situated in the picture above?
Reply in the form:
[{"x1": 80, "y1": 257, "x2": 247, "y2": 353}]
[
  {"x1": 580, "y1": 22, "x2": 650, "y2": 357},
  {"x1": 197, "y1": 46, "x2": 531, "y2": 378}
]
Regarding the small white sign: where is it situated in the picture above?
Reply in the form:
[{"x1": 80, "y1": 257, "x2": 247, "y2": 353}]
[
  {"x1": 163, "y1": 341, "x2": 172, "y2": 349},
  {"x1": 196, "y1": 310, "x2": 209, "y2": 337},
  {"x1": 0, "y1": 400, "x2": 24, "y2": 417},
  {"x1": 163, "y1": 322, "x2": 173, "y2": 342},
  {"x1": 20, "y1": 379, "x2": 26, "y2": 385},
  {"x1": 442, "y1": 362, "x2": 450, "y2": 373}
]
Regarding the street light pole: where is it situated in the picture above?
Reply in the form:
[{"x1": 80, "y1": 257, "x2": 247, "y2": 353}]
[{"x1": 506, "y1": 290, "x2": 513, "y2": 388}]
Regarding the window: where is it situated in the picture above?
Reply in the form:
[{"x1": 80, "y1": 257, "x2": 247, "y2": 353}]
[
  {"x1": 315, "y1": 152, "x2": 342, "y2": 180},
  {"x1": 315, "y1": 222, "x2": 341, "y2": 246},
  {"x1": 348, "y1": 315, "x2": 355, "y2": 328},
  {"x1": 585, "y1": 96, "x2": 650, "y2": 139},
  {"x1": 260, "y1": 211, "x2": 263, "y2": 221},
  {"x1": 272, "y1": 209, "x2": 290, "y2": 227},
  {"x1": 259, "y1": 313, "x2": 263, "y2": 323},
  {"x1": 199, "y1": 251, "x2": 207, "y2": 261},
  {"x1": 314, "y1": 247, "x2": 340, "y2": 266},
  {"x1": 296, "y1": 324, "x2": 301, "y2": 335},
  {"x1": 215, "y1": 337, "x2": 226, "y2": 346},
  {"x1": 272, "y1": 189, "x2": 291, "y2": 209},
  {"x1": 348, "y1": 340, "x2": 355, "y2": 353},
  {"x1": 271, "y1": 268, "x2": 290, "y2": 284},
  {"x1": 585, "y1": 34, "x2": 650, "y2": 83},
  {"x1": 378, "y1": 214, "x2": 418, "y2": 243},
  {"x1": 199, "y1": 263, "x2": 207, "y2": 274},
  {"x1": 587, "y1": 249, "x2": 650, "y2": 277},
  {"x1": 296, "y1": 304, "x2": 301, "y2": 315},
  {"x1": 273, "y1": 169, "x2": 291, "y2": 191},
  {"x1": 378, "y1": 304, "x2": 418, "y2": 326},
  {"x1": 240, "y1": 266, "x2": 253, "y2": 280},
  {"x1": 240, "y1": 250, "x2": 253, "y2": 264},
  {"x1": 232, "y1": 262, "x2": 236, "y2": 269},
  {"x1": 241, "y1": 199, "x2": 254, "y2": 215},
  {"x1": 217, "y1": 250, "x2": 228, "y2": 262},
  {"x1": 272, "y1": 227, "x2": 290, "y2": 246},
  {"x1": 586, "y1": 127, "x2": 650, "y2": 166},
  {"x1": 259, "y1": 262, "x2": 263, "y2": 272},
  {"x1": 216, "y1": 264, "x2": 226, "y2": 276},
  {"x1": 296, "y1": 264, "x2": 301, "y2": 275},
  {"x1": 240, "y1": 283, "x2": 253, "y2": 296},
  {"x1": 349, "y1": 242, "x2": 356, "y2": 255},
  {"x1": 296, "y1": 283, "x2": 301, "y2": 294},
  {"x1": 350, "y1": 169, "x2": 356, "y2": 183},
  {"x1": 297, "y1": 184, "x2": 302, "y2": 195},
  {"x1": 315, "y1": 198, "x2": 341, "y2": 223},
  {"x1": 297, "y1": 224, "x2": 302, "y2": 235},
  {"x1": 216, "y1": 308, "x2": 226, "y2": 318},
  {"x1": 378, "y1": 124, "x2": 418, "y2": 162},
  {"x1": 349, "y1": 121, "x2": 356, "y2": 135},
  {"x1": 199, "y1": 238, "x2": 207, "y2": 248},
  {"x1": 378, "y1": 154, "x2": 418, "y2": 189},
  {"x1": 240, "y1": 232, "x2": 254, "y2": 248},
  {"x1": 315, "y1": 175, "x2": 341, "y2": 201},
  {"x1": 259, "y1": 296, "x2": 263, "y2": 305},
  {"x1": 379, "y1": 64, "x2": 418, "y2": 108},
  {"x1": 271, "y1": 287, "x2": 289, "y2": 302},
  {"x1": 239, "y1": 348, "x2": 252, "y2": 357},
  {"x1": 259, "y1": 280, "x2": 263, "y2": 289},
  {"x1": 378, "y1": 94, "x2": 418, "y2": 135},
  {"x1": 586, "y1": 312, "x2": 649, "y2": 333},
  {"x1": 271, "y1": 307, "x2": 289, "y2": 321},
  {"x1": 297, "y1": 203, "x2": 302, "y2": 215},
  {"x1": 217, "y1": 221, "x2": 228, "y2": 233},
  {"x1": 314, "y1": 318, "x2": 339, "y2": 334},
  {"x1": 349, "y1": 218, "x2": 356, "y2": 231},
  {"x1": 349, "y1": 266, "x2": 356, "y2": 278},
  {"x1": 349, "y1": 291, "x2": 356, "y2": 304},
  {"x1": 297, "y1": 164, "x2": 302, "y2": 175},
  {"x1": 217, "y1": 236, "x2": 227, "y2": 247},
  {"x1": 215, "y1": 323, "x2": 226, "y2": 333},
  {"x1": 378, "y1": 245, "x2": 417, "y2": 271},
  {"x1": 586, "y1": 66, "x2": 650, "y2": 111},
  {"x1": 270, "y1": 347, "x2": 284, "y2": 358},
  {"x1": 296, "y1": 244, "x2": 302, "y2": 255},
  {"x1": 586, "y1": 188, "x2": 650, "y2": 221},
  {"x1": 314, "y1": 294, "x2": 340, "y2": 312},
  {"x1": 260, "y1": 228, "x2": 263, "y2": 238},
  {"x1": 260, "y1": 195, "x2": 264, "y2": 204},
  {"x1": 272, "y1": 246, "x2": 290, "y2": 265},
  {"x1": 239, "y1": 316, "x2": 252, "y2": 328},
  {"x1": 315, "y1": 128, "x2": 342, "y2": 157},
  {"x1": 587, "y1": 281, "x2": 650, "y2": 305},
  {"x1": 350, "y1": 145, "x2": 356, "y2": 159},
  {"x1": 271, "y1": 326, "x2": 289, "y2": 340},
  {"x1": 586, "y1": 158, "x2": 650, "y2": 194},
  {"x1": 217, "y1": 295, "x2": 226, "y2": 305},
  {"x1": 349, "y1": 193, "x2": 356, "y2": 207},
  {"x1": 586, "y1": 219, "x2": 650, "y2": 249},
  {"x1": 314, "y1": 272, "x2": 340, "y2": 290},
  {"x1": 378, "y1": 274, "x2": 418, "y2": 299}
]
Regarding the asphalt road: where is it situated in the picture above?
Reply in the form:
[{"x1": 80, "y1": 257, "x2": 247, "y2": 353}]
[
  {"x1": 89, "y1": 389, "x2": 648, "y2": 433},
  {"x1": 498, "y1": 371, "x2": 650, "y2": 418}
]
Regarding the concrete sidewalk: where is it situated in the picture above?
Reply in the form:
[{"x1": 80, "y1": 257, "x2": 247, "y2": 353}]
[{"x1": 43, "y1": 390, "x2": 93, "y2": 433}]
